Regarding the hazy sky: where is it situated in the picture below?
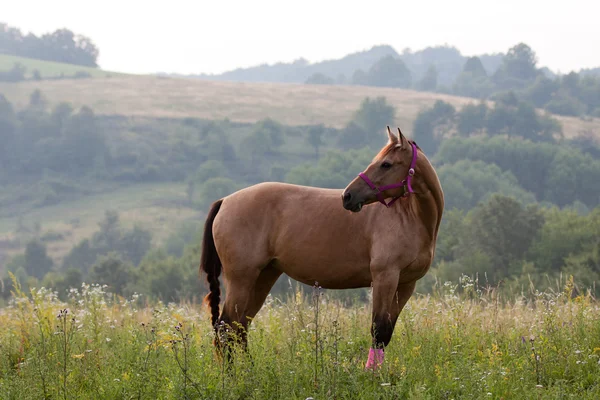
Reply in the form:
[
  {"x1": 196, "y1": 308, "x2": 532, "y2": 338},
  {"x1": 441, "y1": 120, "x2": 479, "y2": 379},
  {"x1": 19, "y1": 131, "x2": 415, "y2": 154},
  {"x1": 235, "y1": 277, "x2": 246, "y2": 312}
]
[{"x1": 4, "y1": 0, "x2": 600, "y2": 75}]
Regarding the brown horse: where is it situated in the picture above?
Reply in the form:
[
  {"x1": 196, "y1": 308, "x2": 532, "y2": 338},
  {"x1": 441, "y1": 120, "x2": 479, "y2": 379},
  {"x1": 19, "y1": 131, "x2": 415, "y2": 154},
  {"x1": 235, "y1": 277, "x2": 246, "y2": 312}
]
[{"x1": 200, "y1": 126, "x2": 444, "y2": 369}]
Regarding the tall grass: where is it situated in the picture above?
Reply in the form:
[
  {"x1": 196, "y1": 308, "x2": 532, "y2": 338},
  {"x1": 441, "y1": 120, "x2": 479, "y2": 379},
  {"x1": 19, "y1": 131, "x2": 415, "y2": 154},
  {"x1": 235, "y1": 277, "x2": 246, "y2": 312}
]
[{"x1": 0, "y1": 274, "x2": 599, "y2": 399}]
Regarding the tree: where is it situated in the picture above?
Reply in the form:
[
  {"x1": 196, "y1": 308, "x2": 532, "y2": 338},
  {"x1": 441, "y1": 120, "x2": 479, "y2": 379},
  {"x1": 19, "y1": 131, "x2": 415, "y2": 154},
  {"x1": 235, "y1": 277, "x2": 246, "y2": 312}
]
[
  {"x1": 306, "y1": 124, "x2": 325, "y2": 159},
  {"x1": 418, "y1": 65, "x2": 438, "y2": 91},
  {"x1": 412, "y1": 100, "x2": 455, "y2": 155},
  {"x1": 198, "y1": 177, "x2": 238, "y2": 209},
  {"x1": 493, "y1": 43, "x2": 539, "y2": 89},
  {"x1": 462, "y1": 57, "x2": 488, "y2": 77},
  {"x1": 525, "y1": 76, "x2": 560, "y2": 107},
  {"x1": 366, "y1": 55, "x2": 412, "y2": 88},
  {"x1": 120, "y1": 226, "x2": 153, "y2": 266},
  {"x1": 457, "y1": 103, "x2": 488, "y2": 136},
  {"x1": 468, "y1": 195, "x2": 544, "y2": 280},
  {"x1": 351, "y1": 97, "x2": 396, "y2": 149},
  {"x1": 24, "y1": 240, "x2": 54, "y2": 280},
  {"x1": 0, "y1": 94, "x2": 17, "y2": 168},
  {"x1": 305, "y1": 73, "x2": 334, "y2": 85},
  {"x1": 88, "y1": 254, "x2": 133, "y2": 295},
  {"x1": 453, "y1": 57, "x2": 494, "y2": 98},
  {"x1": 63, "y1": 106, "x2": 108, "y2": 172}
]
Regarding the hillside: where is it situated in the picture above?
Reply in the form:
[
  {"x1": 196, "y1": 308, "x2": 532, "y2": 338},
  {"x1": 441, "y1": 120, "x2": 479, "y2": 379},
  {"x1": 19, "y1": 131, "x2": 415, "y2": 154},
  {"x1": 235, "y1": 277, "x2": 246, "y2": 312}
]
[
  {"x1": 0, "y1": 54, "x2": 126, "y2": 79},
  {"x1": 0, "y1": 75, "x2": 598, "y2": 140}
]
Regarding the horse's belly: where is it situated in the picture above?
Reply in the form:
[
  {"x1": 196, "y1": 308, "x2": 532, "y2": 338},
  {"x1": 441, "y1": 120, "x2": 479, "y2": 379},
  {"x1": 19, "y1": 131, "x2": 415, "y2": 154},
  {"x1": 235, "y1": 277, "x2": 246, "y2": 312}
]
[{"x1": 275, "y1": 253, "x2": 372, "y2": 290}]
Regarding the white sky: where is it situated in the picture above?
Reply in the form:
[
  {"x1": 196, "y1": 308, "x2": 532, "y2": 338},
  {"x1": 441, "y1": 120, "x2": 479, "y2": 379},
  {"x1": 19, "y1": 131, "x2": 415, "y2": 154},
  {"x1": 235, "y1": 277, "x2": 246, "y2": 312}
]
[{"x1": 3, "y1": 0, "x2": 599, "y2": 75}]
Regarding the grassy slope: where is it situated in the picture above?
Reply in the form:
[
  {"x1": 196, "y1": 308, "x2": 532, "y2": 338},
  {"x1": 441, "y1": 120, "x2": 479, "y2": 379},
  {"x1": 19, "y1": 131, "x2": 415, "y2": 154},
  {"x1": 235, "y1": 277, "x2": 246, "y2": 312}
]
[
  {"x1": 0, "y1": 183, "x2": 202, "y2": 264},
  {"x1": 1, "y1": 75, "x2": 598, "y2": 139},
  {"x1": 0, "y1": 54, "x2": 127, "y2": 79}
]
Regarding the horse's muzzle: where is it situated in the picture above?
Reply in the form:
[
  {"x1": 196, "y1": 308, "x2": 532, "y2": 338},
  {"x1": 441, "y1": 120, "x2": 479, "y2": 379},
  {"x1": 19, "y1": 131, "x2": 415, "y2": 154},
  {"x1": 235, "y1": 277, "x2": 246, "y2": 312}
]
[{"x1": 342, "y1": 191, "x2": 363, "y2": 212}]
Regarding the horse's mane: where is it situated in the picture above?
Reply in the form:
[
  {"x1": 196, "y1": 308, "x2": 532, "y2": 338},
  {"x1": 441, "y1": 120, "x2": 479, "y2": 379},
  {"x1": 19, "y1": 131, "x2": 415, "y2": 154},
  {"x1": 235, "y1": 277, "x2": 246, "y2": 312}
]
[{"x1": 376, "y1": 139, "x2": 420, "y2": 159}]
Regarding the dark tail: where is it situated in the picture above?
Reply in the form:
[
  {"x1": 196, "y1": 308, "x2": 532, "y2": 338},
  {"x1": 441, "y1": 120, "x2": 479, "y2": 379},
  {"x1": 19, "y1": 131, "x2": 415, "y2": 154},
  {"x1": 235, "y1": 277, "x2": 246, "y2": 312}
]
[{"x1": 200, "y1": 199, "x2": 224, "y2": 328}]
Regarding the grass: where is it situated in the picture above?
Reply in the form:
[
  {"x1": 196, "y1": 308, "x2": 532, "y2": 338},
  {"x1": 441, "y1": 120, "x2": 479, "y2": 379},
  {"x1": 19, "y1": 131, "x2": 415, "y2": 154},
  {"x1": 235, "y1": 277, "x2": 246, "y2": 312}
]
[
  {"x1": 0, "y1": 54, "x2": 127, "y2": 79},
  {"x1": 0, "y1": 75, "x2": 597, "y2": 140},
  {"x1": 0, "y1": 182, "x2": 203, "y2": 264},
  {"x1": 1, "y1": 275, "x2": 599, "y2": 399}
]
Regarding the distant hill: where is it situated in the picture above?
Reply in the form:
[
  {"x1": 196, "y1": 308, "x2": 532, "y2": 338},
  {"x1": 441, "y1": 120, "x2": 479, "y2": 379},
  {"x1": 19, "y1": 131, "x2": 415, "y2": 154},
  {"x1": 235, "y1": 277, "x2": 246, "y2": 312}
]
[
  {"x1": 0, "y1": 54, "x2": 128, "y2": 79},
  {"x1": 580, "y1": 67, "x2": 600, "y2": 77},
  {"x1": 171, "y1": 44, "x2": 506, "y2": 87},
  {"x1": 177, "y1": 45, "x2": 400, "y2": 84}
]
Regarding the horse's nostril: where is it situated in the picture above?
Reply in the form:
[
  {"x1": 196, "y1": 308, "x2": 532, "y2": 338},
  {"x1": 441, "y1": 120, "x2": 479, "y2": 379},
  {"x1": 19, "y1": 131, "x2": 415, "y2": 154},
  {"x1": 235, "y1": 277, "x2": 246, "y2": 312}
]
[{"x1": 343, "y1": 192, "x2": 352, "y2": 202}]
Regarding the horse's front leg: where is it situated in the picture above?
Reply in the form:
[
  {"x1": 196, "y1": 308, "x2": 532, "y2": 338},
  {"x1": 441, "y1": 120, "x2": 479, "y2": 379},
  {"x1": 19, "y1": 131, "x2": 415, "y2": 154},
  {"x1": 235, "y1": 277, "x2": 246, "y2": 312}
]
[{"x1": 367, "y1": 267, "x2": 415, "y2": 370}]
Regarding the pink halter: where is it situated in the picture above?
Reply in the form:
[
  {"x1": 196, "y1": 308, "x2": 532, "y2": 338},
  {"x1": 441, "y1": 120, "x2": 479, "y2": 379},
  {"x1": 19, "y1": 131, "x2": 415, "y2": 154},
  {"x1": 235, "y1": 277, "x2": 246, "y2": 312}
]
[{"x1": 358, "y1": 142, "x2": 418, "y2": 207}]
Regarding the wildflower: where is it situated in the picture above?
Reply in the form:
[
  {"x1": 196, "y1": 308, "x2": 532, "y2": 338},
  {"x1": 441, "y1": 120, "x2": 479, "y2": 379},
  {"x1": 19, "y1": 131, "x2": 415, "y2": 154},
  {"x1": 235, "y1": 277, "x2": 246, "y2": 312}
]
[{"x1": 106, "y1": 337, "x2": 111, "y2": 342}]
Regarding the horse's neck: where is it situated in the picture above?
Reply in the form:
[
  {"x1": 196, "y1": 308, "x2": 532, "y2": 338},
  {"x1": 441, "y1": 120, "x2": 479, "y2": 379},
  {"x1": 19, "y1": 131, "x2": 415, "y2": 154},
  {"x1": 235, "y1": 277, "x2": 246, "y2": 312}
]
[{"x1": 412, "y1": 155, "x2": 444, "y2": 242}]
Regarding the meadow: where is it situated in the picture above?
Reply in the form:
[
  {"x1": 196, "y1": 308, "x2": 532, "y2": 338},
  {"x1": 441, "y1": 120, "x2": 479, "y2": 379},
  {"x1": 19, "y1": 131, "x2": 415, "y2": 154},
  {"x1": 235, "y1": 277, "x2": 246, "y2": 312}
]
[
  {"x1": 0, "y1": 75, "x2": 598, "y2": 139},
  {"x1": 1, "y1": 274, "x2": 599, "y2": 399},
  {"x1": 0, "y1": 182, "x2": 200, "y2": 263}
]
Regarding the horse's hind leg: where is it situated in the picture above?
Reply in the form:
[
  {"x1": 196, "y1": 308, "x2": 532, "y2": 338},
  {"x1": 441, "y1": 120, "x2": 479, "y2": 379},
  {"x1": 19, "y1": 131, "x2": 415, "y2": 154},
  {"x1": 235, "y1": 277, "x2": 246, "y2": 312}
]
[
  {"x1": 246, "y1": 265, "x2": 282, "y2": 324},
  {"x1": 216, "y1": 263, "x2": 280, "y2": 357}
]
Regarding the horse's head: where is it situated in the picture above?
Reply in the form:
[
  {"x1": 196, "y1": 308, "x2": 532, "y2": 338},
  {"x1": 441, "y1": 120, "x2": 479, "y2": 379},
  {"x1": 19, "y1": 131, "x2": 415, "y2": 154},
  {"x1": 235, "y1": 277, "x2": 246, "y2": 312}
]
[{"x1": 342, "y1": 126, "x2": 418, "y2": 212}]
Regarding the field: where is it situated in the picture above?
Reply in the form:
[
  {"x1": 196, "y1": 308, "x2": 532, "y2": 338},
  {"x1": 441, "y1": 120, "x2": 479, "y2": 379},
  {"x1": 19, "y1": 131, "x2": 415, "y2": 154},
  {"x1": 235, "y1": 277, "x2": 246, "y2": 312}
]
[
  {"x1": 0, "y1": 182, "x2": 202, "y2": 264},
  {"x1": 0, "y1": 54, "x2": 127, "y2": 79},
  {"x1": 0, "y1": 275, "x2": 598, "y2": 399},
  {"x1": 0, "y1": 75, "x2": 598, "y2": 140}
]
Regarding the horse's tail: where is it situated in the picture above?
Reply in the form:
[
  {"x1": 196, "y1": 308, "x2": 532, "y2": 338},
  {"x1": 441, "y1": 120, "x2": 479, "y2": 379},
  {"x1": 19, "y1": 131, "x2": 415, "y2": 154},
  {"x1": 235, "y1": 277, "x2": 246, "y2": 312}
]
[{"x1": 200, "y1": 199, "x2": 224, "y2": 328}]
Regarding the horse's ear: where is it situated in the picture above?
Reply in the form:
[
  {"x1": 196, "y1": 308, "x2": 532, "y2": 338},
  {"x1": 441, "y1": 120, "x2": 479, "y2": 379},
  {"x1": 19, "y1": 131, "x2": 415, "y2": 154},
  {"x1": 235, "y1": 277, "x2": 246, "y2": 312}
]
[
  {"x1": 386, "y1": 125, "x2": 398, "y2": 144},
  {"x1": 397, "y1": 127, "x2": 407, "y2": 149}
]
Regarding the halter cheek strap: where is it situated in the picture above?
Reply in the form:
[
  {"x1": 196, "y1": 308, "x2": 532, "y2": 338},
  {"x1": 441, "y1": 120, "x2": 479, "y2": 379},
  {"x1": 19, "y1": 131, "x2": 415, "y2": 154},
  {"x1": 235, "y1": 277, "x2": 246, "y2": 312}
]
[{"x1": 358, "y1": 142, "x2": 418, "y2": 208}]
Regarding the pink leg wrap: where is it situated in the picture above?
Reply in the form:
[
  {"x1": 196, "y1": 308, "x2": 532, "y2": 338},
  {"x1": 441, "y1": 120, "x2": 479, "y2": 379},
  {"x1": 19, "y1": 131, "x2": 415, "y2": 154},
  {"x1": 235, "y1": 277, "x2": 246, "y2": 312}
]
[{"x1": 365, "y1": 347, "x2": 384, "y2": 370}]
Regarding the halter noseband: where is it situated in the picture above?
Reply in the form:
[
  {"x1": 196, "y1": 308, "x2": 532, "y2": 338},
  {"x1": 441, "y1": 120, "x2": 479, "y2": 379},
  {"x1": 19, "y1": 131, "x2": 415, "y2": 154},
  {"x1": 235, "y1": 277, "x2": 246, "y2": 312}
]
[{"x1": 357, "y1": 142, "x2": 418, "y2": 208}]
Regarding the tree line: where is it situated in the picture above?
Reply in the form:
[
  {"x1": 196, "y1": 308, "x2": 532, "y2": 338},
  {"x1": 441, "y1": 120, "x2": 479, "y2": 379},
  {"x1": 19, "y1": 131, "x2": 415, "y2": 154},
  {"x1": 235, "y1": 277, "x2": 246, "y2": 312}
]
[
  {"x1": 0, "y1": 22, "x2": 99, "y2": 67},
  {"x1": 307, "y1": 43, "x2": 600, "y2": 119}
]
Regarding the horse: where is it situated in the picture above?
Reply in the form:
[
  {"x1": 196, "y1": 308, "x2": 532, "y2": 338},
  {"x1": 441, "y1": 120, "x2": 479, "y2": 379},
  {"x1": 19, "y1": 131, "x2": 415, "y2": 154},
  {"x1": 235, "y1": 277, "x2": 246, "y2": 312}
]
[{"x1": 199, "y1": 126, "x2": 444, "y2": 369}]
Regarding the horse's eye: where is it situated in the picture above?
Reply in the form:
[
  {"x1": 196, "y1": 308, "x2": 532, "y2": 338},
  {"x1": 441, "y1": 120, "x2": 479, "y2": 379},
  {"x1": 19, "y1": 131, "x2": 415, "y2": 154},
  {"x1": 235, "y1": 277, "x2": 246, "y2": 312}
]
[{"x1": 380, "y1": 161, "x2": 392, "y2": 169}]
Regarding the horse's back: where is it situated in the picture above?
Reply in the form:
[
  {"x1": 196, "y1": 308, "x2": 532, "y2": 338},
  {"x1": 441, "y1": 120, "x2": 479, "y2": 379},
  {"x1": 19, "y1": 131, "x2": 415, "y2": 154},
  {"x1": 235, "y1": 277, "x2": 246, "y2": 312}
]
[{"x1": 212, "y1": 181, "x2": 374, "y2": 288}]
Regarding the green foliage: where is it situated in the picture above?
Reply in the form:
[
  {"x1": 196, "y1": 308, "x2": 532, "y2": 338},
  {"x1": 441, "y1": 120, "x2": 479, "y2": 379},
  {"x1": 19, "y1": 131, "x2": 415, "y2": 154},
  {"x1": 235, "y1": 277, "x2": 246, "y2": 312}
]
[
  {"x1": 0, "y1": 62, "x2": 26, "y2": 82},
  {"x1": 453, "y1": 57, "x2": 495, "y2": 98},
  {"x1": 197, "y1": 177, "x2": 238, "y2": 209},
  {"x1": 286, "y1": 148, "x2": 373, "y2": 189},
  {"x1": 435, "y1": 136, "x2": 600, "y2": 208},
  {"x1": 88, "y1": 253, "x2": 134, "y2": 296},
  {"x1": 417, "y1": 65, "x2": 438, "y2": 91},
  {"x1": 468, "y1": 195, "x2": 544, "y2": 279},
  {"x1": 528, "y1": 207, "x2": 600, "y2": 273},
  {"x1": 62, "y1": 210, "x2": 153, "y2": 275},
  {"x1": 305, "y1": 124, "x2": 325, "y2": 160},
  {"x1": 304, "y1": 72, "x2": 334, "y2": 85},
  {"x1": 437, "y1": 160, "x2": 536, "y2": 210},
  {"x1": 0, "y1": 22, "x2": 99, "y2": 67},
  {"x1": 352, "y1": 96, "x2": 396, "y2": 141},
  {"x1": 493, "y1": 43, "x2": 539, "y2": 87},
  {"x1": 412, "y1": 100, "x2": 455, "y2": 155},
  {"x1": 364, "y1": 55, "x2": 412, "y2": 88},
  {"x1": 457, "y1": 102, "x2": 487, "y2": 135},
  {"x1": 23, "y1": 239, "x2": 54, "y2": 280},
  {"x1": 337, "y1": 97, "x2": 396, "y2": 150}
]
